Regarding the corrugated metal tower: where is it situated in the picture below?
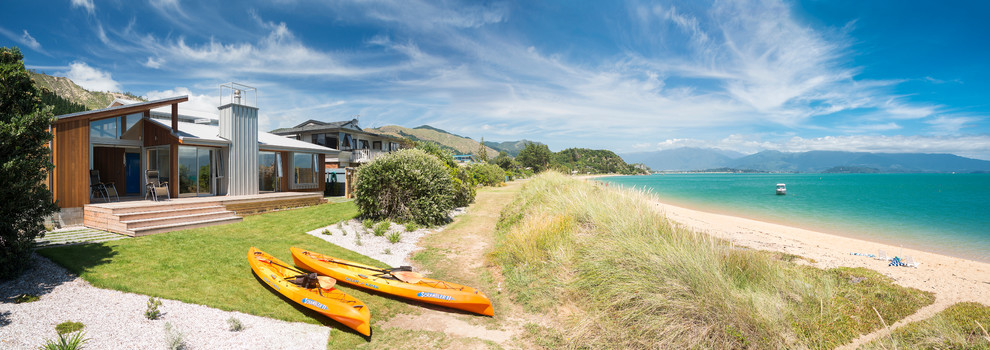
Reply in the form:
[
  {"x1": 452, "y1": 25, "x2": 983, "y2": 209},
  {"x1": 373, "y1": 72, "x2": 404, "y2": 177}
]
[{"x1": 218, "y1": 82, "x2": 259, "y2": 196}]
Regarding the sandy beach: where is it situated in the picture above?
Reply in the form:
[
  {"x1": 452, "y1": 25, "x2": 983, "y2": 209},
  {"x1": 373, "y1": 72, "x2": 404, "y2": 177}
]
[{"x1": 645, "y1": 195, "x2": 990, "y2": 346}]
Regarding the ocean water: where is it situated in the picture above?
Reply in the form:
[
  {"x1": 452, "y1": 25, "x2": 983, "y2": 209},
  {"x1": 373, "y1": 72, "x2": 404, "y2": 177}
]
[{"x1": 597, "y1": 173, "x2": 990, "y2": 262}]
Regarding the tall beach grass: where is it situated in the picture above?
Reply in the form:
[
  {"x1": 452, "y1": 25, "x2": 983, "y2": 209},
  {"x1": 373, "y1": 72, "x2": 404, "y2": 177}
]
[{"x1": 492, "y1": 172, "x2": 934, "y2": 348}]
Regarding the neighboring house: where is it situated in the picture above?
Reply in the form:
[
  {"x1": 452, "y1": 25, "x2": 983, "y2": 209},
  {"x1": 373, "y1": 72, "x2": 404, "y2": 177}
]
[
  {"x1": 270, "y1": 119, "x2": 405, "y2": 168},
  {"x1": 453, "y1": 154, "x2": 476, "y2": 165},
  {"x1": 48, "y1": 86, "x2": 337, "y2": 210}
]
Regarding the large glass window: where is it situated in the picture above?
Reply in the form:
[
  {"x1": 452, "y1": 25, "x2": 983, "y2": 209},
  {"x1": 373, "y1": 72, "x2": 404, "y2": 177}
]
[
  {"x1": 259, "y1": 151, "x2": 281, "y2": 191},
  {"x1": 147, "y1": 147, "x2": 170, "y2": 184},
  {"x1": 178, "y1": 146, "x2": 215, "y2": 196},
  {"x1": 293, "y1": 153, "x2": 317, "y2": 185},
  {"x1": 90, "y1": 118, "x2": 117, "y2": 139},
  {"x1": 90, "y1": 114, "x2": 142, "y2": 140}
]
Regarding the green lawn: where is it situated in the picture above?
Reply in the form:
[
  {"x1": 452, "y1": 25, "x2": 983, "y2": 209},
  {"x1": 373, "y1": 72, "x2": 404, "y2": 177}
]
[{"x1": 38, "y1": 202, "x2": 415, "y2": 338}]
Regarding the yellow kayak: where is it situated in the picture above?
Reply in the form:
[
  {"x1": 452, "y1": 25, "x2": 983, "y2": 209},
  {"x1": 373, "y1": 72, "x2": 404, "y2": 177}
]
[
  {"x1": 291, "y1": 247, "x2": 494, "y2": 316},
  {"x1": 248, "y1": 247, "x2": 371, "y2": 336}
]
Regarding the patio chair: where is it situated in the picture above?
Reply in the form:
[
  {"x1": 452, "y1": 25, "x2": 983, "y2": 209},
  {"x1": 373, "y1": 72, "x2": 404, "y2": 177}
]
[
  {"x1": 89, "y1": 170, "x2": 119, "y2": 202},
  {"x1": 145, "y1": 170, "x2": 170, "y2": 201},
  {"x1": 903, "y1": 256, "x2": 920, "y2": 268},
  {"x1": 876, "y1": 249, "x2": 889, "y2": 261}
]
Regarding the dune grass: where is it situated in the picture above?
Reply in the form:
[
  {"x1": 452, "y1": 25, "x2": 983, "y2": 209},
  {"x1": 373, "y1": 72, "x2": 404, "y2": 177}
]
[
  {"x1": 862, "y1": 302, "x2": 990, "y2": 349},
  {"x1": 37, "y1": 202, "x2": 415, "y2": 336},
  {"x1": 490, "y1": 172, "x2": 934, "y2": 348}
]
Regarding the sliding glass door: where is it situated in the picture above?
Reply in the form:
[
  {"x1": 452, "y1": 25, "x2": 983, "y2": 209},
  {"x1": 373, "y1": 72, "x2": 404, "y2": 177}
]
[
  {"x1": 178, "y1": 146, "x2": 217, "y2": 197},
  {"x1": 259, "y1": 151, "x2": 281, "y2": 192}
]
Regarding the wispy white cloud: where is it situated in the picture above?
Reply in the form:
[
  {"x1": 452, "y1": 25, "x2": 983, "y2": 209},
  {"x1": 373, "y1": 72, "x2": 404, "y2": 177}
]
[
  {"x1": 71, "y1": 0, "x2": 94, "y2": 14},
  {"x1": 0, "y1": 27, "x2": 48, "y2": 54},
  {"x1": 926, "y1": 115, "x2": 981, "y2": 134},
  {"x1": 63, "y1": 62, "x2": 121, "y2": 92},
  {"x1": 143, "y1": 56, "x2": 165, "y2": 69}
]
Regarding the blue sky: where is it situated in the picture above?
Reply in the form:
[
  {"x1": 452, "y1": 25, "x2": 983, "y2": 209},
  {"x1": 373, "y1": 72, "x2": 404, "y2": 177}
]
[{"x1": 3, "y1": 0, "x2": 989, "y2": 159}]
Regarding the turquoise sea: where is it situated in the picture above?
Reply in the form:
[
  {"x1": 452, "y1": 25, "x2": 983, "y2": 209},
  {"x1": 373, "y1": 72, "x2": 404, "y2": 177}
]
[{"x1": 597, "y1": 173, "x2": 990, "y2": 263}]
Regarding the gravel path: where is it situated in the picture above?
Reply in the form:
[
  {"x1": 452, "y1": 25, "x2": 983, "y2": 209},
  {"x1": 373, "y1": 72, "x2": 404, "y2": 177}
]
[
  {"x1": 0, "y1": 255, "x2": 328, "y2": 350},
  {"x1": 304, "y1": 208, "x2": 466, "y2": 268}
]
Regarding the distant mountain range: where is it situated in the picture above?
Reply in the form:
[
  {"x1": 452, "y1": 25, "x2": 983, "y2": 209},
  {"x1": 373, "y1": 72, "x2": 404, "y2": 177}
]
[
  {"x1": 622, "y1": 148, "x2": 990, "y2": 173},
  {"x1": 484, "y1": 139, "x2": 545, "y2": 157},
  {"x1": 370, "y1": 125, "x2": 499, "y2": 156}
]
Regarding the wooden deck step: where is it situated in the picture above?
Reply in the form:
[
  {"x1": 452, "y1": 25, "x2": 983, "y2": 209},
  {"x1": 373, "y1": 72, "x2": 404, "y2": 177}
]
[
  {"x1": 122, "y1": 211, "x2": 239, "y2": 229},
  {"x1": 116, "y1": 205, "x2": 229, "y2": 221},
  {"x1": 130, "y1": 216, "x2": 243, "y2": 237}
]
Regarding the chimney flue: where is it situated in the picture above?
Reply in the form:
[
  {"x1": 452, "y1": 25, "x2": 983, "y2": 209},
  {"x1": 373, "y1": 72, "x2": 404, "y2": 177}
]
[{"x1": 234, "y1": 89, "x2": 242, "y2": 104}]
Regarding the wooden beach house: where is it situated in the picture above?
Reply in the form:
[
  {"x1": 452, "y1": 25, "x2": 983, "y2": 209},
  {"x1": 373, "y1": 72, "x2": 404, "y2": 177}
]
[{"x1": 47, "y1": 83, "x2": 338, "y2": 236}]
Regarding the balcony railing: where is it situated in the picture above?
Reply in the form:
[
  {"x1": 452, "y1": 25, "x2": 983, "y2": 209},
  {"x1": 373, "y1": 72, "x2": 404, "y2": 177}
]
[{"x1": 351, "y1": 149, "x2": 391, "y2": 163}]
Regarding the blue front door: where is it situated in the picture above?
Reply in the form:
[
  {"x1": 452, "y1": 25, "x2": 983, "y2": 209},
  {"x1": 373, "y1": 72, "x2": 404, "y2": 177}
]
[{"x1": 125, "y1": 152, "x2": 141, "y2": 194}]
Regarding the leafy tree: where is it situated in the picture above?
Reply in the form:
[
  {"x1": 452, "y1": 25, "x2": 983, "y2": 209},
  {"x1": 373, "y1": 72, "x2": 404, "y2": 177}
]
[
  {"x1": 0, "y1": 47, "x2": 59, "y2": 280},
  {"x1": 493, "y1": 151, "x2": 516, "y2": 171},
  {"x1": 476, "y1": 137, "x2": 489, "y2": 163},
  {"x1": 415, "y1": 141, "x2": 456, "y2": 168},
  {"x1": 516, "y1": 142, "x2": 553, "y2": 172}
]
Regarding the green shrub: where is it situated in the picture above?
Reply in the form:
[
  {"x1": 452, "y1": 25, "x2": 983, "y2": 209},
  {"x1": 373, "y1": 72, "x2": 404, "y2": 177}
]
[
  {"x1": 39, "y1": 331, "x2": 88, "y2": 350},
  {"x1": 450, "y1": 167, "x2": 476, "y2": 208},
  {"x1": 164, "y1": 322, "x2": 185, "y2": 350},
  {"x1": 403, "y1": 222, "x2": 419, "y2": 232},
  {"x1": 373, "y1": 221, "x2": 390, "y2": 236},
  {"x1": 145, "y1": 296, "x2": 162, "y2": 320},
  {"x1": 227, "y1": 317, "x2": 244, "y2": 332},
  {"x1": 469, "y1": 163, "x2": 506, "y2": 186},
  {"x1": 354, "y1": 149, "x2": 455, "y2": 226},
  {"x1": 387, "y1": 232, "x2": 401, "y2": 244},
  {"x1": 362, "y1": 219, "x2": 374, "y2": 229},
  {"x1": 55, "y1": 321, "x2": 84, "y2": 335},
  {"x1": 15, "y1": 293, "x2": 39, "y2": 303}
]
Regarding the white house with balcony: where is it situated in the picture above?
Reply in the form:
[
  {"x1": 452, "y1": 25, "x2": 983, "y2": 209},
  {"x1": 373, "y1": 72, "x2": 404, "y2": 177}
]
[{"x1": 270, "y1": 119, "x2": 405, "y2": 169}]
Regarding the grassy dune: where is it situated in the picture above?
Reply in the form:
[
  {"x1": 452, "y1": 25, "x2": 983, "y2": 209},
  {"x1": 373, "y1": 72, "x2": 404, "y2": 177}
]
[
  {"x1": 491, "y1": 172, "x2": 934, "y2": 348},
  {"x1": 863, "y1": 302, "x2": 990, "y2": 349}
]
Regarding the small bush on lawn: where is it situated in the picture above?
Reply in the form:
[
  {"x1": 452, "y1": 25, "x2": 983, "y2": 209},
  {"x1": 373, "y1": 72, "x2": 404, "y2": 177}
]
[
  {"x1": 469, "y1": 163, "x2": 506, "y2": 186},
  {"x1": 55, "y1": 321, "x2": 84, "y2": 335},
  {"x1": 354, "y1": 149, "x2": 455, "y2": 226}
]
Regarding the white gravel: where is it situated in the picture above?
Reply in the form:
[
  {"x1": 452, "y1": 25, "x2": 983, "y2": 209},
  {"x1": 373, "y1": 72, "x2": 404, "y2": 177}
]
[
  {"x1": 303, "y1": 208, "x2": 466, "y2": 268},
  {"x1": 0, "y1": 255, "x2": 328, "y2": 350}
]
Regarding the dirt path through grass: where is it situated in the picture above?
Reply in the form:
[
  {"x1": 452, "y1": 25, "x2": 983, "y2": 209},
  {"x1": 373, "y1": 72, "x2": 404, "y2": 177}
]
[{"x1": 374, "y1": 180, "x2": 534, "y2": 349}]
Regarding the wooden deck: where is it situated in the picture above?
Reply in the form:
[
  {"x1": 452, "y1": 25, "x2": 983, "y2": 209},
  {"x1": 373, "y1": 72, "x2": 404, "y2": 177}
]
[{"x1": 83, "y1": 192, "x2": 325, "y2": 236}]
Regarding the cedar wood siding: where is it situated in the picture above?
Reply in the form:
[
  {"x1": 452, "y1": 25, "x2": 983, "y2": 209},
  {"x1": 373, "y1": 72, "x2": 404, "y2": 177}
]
[{"x1": 52, "y1": 118, "x2": 90, "y2": 208}]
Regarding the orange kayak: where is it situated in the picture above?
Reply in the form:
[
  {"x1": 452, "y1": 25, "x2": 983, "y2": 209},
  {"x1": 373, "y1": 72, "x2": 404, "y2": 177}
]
[
  {"x1": 291, "y1": 247, "x2": 494, "y2": 316},
  {"x1": 248, "y1": 247, "x2": 371, "y2": 336}
]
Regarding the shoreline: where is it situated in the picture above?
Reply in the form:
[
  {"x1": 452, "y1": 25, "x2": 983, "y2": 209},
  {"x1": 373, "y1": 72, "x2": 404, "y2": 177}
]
[
  {"x1": 591, "y1": 174, "x2": 990, "y2": 263},
  {"x1": 644, "y1": 195, "x2": 990, "y2": 307}
]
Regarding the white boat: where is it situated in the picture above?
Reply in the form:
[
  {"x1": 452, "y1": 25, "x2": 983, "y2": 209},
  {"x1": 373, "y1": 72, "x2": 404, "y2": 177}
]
[{"x1": 776, "y1": 183, "x2": 786, "y2": 195}]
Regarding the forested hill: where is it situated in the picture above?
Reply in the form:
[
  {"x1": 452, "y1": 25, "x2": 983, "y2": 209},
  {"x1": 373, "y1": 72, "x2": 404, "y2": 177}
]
[
  {"x1": 553, "y1": 148, "x2": 647, "y2": 175},
  {"x1": 28, "y1": 71, "x2": 144, "y2": 111}
]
